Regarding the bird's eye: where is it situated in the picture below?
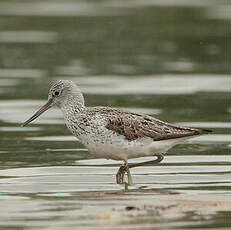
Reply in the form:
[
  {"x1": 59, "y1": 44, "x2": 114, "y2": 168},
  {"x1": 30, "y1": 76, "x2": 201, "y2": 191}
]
[{"x1": 54, "y1": 91, "x2": 60, "y2": 96}]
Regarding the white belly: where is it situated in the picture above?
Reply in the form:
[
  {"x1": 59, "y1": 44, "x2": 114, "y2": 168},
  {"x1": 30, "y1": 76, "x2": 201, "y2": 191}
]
[{"x1": 81, "y1": 136, "x2": 191, "y2": 161}]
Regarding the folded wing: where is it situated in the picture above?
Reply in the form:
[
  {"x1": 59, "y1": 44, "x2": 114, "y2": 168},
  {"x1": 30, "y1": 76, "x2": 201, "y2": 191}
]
[{"x1": 98, "y1": 108, "x2": 211, "y2": 141}]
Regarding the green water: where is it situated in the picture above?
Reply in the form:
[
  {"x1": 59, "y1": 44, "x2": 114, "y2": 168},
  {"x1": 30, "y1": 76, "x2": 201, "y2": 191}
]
[{"x1": 1, "y1": 1, "x2": 231, "y2": 229}]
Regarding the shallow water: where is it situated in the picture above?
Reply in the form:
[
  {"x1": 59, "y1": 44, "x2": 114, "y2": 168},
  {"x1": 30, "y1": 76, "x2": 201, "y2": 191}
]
[{"x1": 1, "y1": 0, "x2": 231, "y2": 229}]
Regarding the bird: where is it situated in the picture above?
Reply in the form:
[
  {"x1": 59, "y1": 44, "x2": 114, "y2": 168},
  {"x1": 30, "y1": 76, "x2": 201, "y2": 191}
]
[{"x1": 22, "y1": 80, "x2": 212, "y2": 185}]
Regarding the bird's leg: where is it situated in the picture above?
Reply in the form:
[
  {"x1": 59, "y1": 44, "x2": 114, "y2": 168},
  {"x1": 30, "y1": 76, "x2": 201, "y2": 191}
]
[
  {"x1": 116, "y1": 161, "x2": 133, "y2": 185},
  {"x1": 128, "y1": 153, "x2": 164, "y2": 169},
  {"x1": 116, "y1": 163, "x2": 126, "y2": 184},
  {"x1": 126, "y1": 164, "x2": 133, "y2": 186},
  {"x1": 116, "y1": 154, "x2": 164, "y2": 185}
]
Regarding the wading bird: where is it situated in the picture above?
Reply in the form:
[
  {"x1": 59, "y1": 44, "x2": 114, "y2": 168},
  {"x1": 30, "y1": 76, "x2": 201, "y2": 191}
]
[{"x1": 22, "y1": 80, "x2": 212, "y2": 185}]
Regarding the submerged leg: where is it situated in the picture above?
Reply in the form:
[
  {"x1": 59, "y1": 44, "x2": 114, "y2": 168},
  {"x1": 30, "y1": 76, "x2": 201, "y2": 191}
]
[
  {"x1": 116, "y1": 164, "x2": 126, "y2": 184},
  {"x1": 116, "y1": 161, "x2": 133, "y2": 185},
  {"x1": 116, "y1": 153, "x2": 164, "y2": 185},
  {"x1": 126, "y1": 166, "x2": 133, "y2": 185}
]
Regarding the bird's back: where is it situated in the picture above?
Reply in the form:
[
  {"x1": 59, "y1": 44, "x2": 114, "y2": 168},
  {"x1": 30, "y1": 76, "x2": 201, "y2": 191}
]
[{"x1": 86, "y1": 106, "x2": 211, "y2": 142}]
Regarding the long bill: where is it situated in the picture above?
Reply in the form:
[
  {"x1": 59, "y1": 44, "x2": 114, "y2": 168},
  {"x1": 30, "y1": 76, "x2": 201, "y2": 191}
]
[{"x1": 22, "y1": 98, "x2": 53, "y2": 127}]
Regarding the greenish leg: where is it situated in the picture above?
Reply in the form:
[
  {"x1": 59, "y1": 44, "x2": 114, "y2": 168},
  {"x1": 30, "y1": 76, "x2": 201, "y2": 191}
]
[
  {"x1": 128, "y1": 153, "x2": 164, "y2": 169},
  {"x1": 116, "y1": 153, "x2": 164, "y2": 186},
  {"x1": 116, "y1": 164, "x2": 126, "y2": 184}
]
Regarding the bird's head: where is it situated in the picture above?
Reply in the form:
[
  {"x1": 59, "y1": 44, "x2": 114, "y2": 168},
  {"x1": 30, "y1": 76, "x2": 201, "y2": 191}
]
[{"x1": 22, "y1": 80, "x2": 84, "y2": 126}]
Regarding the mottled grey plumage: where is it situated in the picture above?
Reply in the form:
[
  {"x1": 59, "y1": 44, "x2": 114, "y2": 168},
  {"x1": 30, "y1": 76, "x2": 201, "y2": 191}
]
[
  {"x1": 22, "y1": 80, "x2": 212, "y2": 185},
  {"x1": 100, "y1": 107, "x2": 210, "y2": 141}
]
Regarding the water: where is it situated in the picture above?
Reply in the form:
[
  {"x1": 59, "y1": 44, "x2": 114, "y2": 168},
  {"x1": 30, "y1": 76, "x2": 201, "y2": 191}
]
[{"x1": 1, "y1": 0, "x2": 231, "y2": 229}]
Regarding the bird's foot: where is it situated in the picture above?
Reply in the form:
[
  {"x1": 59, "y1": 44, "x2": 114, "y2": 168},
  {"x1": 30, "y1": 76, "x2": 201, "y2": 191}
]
[
  {"x1": 116, "y1": 163, "x2": 133, "y2": 186},
  {"x1": 116, "y1": 153, "x2": 164, "y2": 186},
  {"x1": 116, "y1": 165, "x2": 127, "y2": 184}
]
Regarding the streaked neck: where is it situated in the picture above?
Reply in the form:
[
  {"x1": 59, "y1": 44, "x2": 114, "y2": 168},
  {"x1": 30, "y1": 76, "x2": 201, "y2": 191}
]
[{"x1": 58, "y1": 96, "x2": 85, "y2": 115}]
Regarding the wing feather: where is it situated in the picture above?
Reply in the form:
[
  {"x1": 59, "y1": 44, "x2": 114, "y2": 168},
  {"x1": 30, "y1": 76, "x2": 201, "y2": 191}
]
[{"x1": 97, "y1": 108, "x2": 211, "y2": 141}]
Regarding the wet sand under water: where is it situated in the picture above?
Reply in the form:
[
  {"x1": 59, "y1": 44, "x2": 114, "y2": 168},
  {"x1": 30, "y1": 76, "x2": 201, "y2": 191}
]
[
  {"x1": 1, "y1": 155, "x2": 231, "y2": 230},
  {"x1": 68, "y1": 190, "x2": 231, "y2": 223},
  {"x1": 2, "y1": 188, "x2": 231, "y2": 230}
]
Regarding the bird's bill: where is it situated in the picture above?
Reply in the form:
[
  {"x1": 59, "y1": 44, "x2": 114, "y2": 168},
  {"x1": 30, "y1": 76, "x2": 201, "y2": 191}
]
[{"x1": 22, "y1": 99, "x2": 53, "y2": 127}]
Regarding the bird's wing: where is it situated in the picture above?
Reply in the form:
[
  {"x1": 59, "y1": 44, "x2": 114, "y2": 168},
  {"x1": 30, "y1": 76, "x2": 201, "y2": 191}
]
[{"x1": 97, "y1": 108, "x2": 211, "y2": 141}]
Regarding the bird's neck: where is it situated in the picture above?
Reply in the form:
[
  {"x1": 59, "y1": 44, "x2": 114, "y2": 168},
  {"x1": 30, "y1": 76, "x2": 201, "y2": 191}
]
[{"x1": 58, "y1": 97, "x2": 86, "y2": 116}]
